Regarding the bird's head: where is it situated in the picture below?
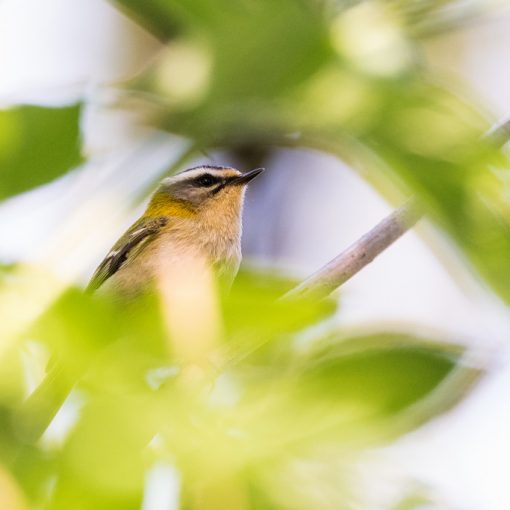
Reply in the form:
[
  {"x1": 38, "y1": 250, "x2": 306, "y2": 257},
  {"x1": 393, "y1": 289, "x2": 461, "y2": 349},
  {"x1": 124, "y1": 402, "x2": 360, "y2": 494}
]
[{"x1": 146, "y1": 165, "x2": 263, "y2": 218}]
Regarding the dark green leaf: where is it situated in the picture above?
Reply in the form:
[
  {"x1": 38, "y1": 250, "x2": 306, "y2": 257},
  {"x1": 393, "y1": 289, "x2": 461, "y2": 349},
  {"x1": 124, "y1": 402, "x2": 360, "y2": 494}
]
[
  {"x1": 0, "y1": 104, "x2": 83, "y2": 200},
  {"x1": 236, "y1": 332, "x2": 478, "y2": 454}
]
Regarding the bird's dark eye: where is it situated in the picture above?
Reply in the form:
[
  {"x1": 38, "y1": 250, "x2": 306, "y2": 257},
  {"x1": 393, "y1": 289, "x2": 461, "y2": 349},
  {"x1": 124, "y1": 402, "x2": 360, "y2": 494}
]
[{"x1": 196, "y1": 174, "x2": 217, "y2": 187}]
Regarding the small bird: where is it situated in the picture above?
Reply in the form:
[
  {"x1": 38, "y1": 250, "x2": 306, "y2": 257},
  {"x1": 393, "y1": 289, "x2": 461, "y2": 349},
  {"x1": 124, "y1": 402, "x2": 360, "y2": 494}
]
[
  {"x1": 15, "y1": 165, "x2": 263, "y2": 442},
  {"x1": 87, "y1": 165, "x2": 263, "y2": 297}
]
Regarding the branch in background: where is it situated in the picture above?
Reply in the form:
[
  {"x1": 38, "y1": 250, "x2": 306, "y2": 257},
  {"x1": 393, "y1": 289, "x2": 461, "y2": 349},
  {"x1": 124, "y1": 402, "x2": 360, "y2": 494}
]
[
  {"x1": 283, "y1": 116, "x2": 510, "y2": 301},
  {"x1": 282, "y1": 199, "x2": 421, "y2": 301}
]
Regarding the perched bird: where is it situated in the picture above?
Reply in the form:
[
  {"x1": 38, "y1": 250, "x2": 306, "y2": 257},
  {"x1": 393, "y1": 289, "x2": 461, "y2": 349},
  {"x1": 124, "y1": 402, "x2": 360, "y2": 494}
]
[
  {"x1": 14, "y1": 165, "x2": 263, "y2": 442},
  {"x1": 87, "y1": 165, "x2": 263, "y2": 297}
]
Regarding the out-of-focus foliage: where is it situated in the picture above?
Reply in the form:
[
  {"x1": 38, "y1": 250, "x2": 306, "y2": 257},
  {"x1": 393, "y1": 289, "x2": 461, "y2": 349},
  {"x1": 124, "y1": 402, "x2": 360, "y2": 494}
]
[
  {"x1": 0, "y1": 277, "x2": 477, "y2": 510},
  {"x1": 389, "y1": 0, "x2": 503, "y2": 37},
  {"x1": 0, "y1": 0, "x2": 507, "y2": 508},
  {"x1": 0, "y1": 105, "x2": 82, "y2": 199}
]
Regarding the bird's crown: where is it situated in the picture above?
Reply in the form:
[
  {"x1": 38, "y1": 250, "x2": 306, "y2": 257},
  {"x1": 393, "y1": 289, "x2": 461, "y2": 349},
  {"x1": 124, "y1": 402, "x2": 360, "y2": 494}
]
[
  {"x1": 162, "y1": 165, "x2": 262, "y2": 188},
  {"x1": 146, "y1": 165, "x2": 263, "y2": 217}
]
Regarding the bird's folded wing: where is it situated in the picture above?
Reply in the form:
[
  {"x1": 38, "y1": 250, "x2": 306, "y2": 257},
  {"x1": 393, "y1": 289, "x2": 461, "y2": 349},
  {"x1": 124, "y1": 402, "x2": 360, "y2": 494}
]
[{"x1": 86, "y1": 216, "x2": 168, "y2": 293}]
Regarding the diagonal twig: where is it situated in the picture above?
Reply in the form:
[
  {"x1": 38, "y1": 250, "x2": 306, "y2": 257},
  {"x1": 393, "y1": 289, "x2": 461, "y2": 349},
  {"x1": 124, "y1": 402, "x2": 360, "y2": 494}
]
[
  {"x1": 282, "y1": 198, "x2": 421, "y2": 301},
  {"x1": 283, "y1": 116, "x2": 510, "y2": 301}
]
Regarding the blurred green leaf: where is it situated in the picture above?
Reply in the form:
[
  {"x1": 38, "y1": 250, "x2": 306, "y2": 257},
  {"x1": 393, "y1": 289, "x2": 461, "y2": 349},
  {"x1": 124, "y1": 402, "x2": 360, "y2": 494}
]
[
  {"x1": 233, "y1": 332, "x2": 475, "y2": 457},
  {"x1": 30, "y1": 288, "x2": 168, "y2": 371},
  {"x1": 8, "y1": 287, "x2": 169, "y2": 448},
  {"x1": 48, "y1": 396, "x2": 153, "y2": 510},
  {"x1": 152, "y1": 332, "x2": 476, "y2": 508},
  {"x1": 110, "y1": 0, "x2": 179, "y2": 40},
  {"x1": 223, "y1": 270, "x2": 336, "y2": 361},
  {"x1": 293, "y1": 332, "x2": 468, "y2": 423},
  {"x1": 136, "y1": 333, "x2": 475, "y2": 478},
  {"x1": 114, "y1": 0, "x2": 334, "y2": 145},
  {"x1": 3, "y1": 276, "x2": 479, "y2": 509},
  {"x1": 114, "y1": 0, "x2": 332, "y2": 103},
  {"x1": 387, "y1": 0, "x2": 499, "y2": 37},
  {"x1": 350, "y1": 83, "x2": 510, "y2": 305},
  {"x1": 0, "y1": 105, "x2": 82, "y2": 200},
  {"x1": 228, "y1": 333, "x2": 476, "y2": 509}
]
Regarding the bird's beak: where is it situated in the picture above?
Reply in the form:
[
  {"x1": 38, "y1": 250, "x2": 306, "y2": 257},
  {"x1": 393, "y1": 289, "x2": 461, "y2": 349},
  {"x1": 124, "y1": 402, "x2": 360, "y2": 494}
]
[{"x1": 229, "y1": 168, "x2": 264, "y2": 186}]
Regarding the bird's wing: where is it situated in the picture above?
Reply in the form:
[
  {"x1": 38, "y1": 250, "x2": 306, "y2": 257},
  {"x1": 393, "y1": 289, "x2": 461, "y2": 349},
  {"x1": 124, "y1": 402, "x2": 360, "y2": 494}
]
[{"x1": 86, "y1": 216, "x2": 168, "y2": 293}]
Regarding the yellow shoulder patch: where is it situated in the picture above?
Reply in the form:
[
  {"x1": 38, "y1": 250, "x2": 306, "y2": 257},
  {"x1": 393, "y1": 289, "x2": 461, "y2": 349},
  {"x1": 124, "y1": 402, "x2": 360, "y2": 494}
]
[{"x1": 145, "y1": 193, "x2": 196, "y2": 218}]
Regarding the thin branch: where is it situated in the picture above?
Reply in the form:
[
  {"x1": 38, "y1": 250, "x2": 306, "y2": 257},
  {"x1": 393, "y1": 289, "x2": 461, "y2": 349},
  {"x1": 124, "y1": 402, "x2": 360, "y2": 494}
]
[
  {"x1": 282, "y1": 198, "x2": 421, "y2": 301},
  {"x1": 283, "y1": 116, "x2": 510, "y2": 301}
]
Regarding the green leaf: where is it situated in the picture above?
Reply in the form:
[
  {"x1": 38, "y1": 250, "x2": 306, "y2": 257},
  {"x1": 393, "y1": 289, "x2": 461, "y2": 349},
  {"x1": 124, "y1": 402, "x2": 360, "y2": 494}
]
[
  {"x1": 351, "y1": 81, "x2": 510, "y2": 305},
  {"x1": 111, "y1": 0, "x2": 179, "y2": 40},
  {"x1": 151, "y1": 333, "x2": 477, "y2": 484},
  {"x1": 9, "y1": 287, "x2": 169, "y2": 446},
  {"x1": 48, "y1": 396, "x2": 152, "y2": 510},
  {"x1": 292, "y1": 333, "x2": 466, "y2": 420},
  {"x1": 0, "y1": 104, "x2": 83, "y2": 200},
  {"x1": 222, "y1": 270, "x2": 337, "y2": 361},
  {"x1": 113, "y1": 0, "x2": 332, "y2": 100},
  {"x1": 113, "y1": 0, "x2": 333, "y2": 139},
  {"x1": 234, "y1": 332, "x2": 477, "y2": 456}
]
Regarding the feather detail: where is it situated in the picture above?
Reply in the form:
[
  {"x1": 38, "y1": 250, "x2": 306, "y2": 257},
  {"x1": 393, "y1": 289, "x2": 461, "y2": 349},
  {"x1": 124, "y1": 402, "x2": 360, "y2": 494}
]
[{"x1": 86, "y1": 217, "x2": 168, "y2": 293}]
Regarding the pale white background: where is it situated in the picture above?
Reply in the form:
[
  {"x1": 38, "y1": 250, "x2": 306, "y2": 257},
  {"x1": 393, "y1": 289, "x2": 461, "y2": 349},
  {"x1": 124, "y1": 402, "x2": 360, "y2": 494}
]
[{"x1": 1, "y1": 1, "x2": 510, "y2": 508}]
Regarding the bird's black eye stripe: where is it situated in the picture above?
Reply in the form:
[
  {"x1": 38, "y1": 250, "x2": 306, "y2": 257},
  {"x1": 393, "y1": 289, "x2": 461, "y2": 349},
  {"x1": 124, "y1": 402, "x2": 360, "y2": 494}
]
[{"x1": 195, "y1": 174, "x2": 220, "y2": 187}]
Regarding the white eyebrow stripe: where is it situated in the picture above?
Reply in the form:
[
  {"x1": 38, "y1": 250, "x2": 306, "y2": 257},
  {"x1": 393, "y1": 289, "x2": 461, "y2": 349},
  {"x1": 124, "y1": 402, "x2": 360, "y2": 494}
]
[{"x1": 162, "y1": 167, "x2": 239, "y2": 185}]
